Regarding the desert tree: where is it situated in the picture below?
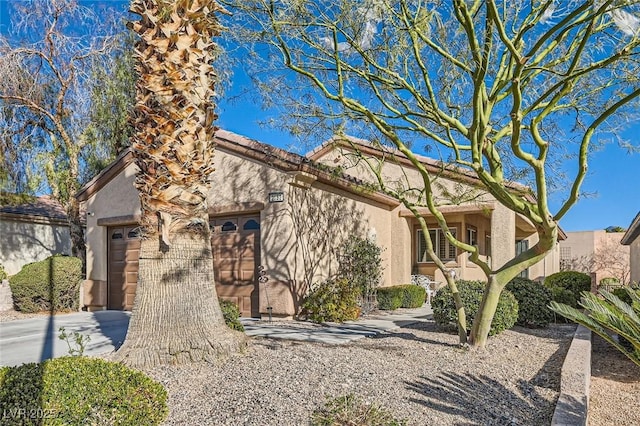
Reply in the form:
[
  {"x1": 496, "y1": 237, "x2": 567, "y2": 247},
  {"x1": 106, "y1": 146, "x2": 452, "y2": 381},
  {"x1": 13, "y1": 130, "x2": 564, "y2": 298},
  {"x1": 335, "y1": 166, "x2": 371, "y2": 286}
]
[
  {"x1": 224, "y1": 0, "x2": 640, "y2": 348},
  {"x1": 113, "y1": 0, "x2": 247, "y2": 367},
  {"x1": 0, "y1": 0, "x2": 124, "y2": 261}
]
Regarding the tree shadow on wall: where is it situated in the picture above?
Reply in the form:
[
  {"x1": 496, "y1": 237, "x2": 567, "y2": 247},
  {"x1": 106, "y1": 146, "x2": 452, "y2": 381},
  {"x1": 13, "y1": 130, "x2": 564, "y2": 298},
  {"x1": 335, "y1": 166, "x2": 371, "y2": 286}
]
[
  {"x1": 405, "y1": 371, "x2": 558, "y2": 425},
  {"x1": 283, "y1": 184, "x2": 368, "y2": 310}
]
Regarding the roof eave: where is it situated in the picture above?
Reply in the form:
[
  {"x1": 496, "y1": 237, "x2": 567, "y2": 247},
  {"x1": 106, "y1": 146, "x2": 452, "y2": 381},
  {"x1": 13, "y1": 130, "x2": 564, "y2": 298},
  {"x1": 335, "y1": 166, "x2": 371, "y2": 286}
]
[{"x1": 621, "y1": 211, "x2": 640, "y2": 245}]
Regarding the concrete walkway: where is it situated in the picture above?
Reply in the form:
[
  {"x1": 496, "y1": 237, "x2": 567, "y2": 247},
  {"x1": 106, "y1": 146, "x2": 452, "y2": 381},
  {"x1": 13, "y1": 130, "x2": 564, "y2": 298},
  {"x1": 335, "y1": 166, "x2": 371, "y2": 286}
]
[
  {"x1": 242, "y1": 304, "x2": 433, "y2": 344},
  {"x1": 0, "y1": 306, "x2": 432, "y2": 366}
]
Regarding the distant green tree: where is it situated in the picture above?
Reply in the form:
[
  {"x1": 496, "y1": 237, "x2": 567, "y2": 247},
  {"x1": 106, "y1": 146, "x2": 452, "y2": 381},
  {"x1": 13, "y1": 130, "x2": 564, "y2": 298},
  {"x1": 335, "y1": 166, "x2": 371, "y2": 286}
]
[{"x1": 606, "y1": 225, "x2": 626, "y2": 233}]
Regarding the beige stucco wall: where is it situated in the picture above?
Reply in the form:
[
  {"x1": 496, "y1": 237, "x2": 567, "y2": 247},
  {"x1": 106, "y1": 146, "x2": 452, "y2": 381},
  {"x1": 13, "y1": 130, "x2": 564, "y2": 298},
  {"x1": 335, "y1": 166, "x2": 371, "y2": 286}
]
[
  {"x1": 83, "y1": 147, "x2": 396, "y2": 315},
  {"x1": 84, "y1": 161, "x2": 141, "y2": 284},
  {"x1": 0, "y1": 216, "x2": 71, "y2": 276},
  {"x1": 559, "y1": 230, "x2": 630, "y2": 284}
]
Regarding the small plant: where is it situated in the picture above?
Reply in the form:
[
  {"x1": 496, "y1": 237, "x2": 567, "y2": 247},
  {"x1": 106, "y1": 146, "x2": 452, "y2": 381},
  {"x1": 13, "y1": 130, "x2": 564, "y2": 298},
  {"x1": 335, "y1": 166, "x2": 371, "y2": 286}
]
[
  {"x1": 506, "y1": 277, "x2": 553, "y2": 327},
  {"x1": 9, "y1": 255, "x2": 82, "y2": 313},
  {"x1": 339, "y1": 236, "x2": 384, "y2": 314},
  {"x1": 550, "y1": 288, "x2": 640, "y2": 367},
  {"x1": 0, "y1": 265, "x2": 7, "y2": 281},
  {"x1": 432, "y1": 280, "x2": 518, "y2": 336},
  {"x1": 302, "y1": 278, "x2": 360, "y2": 323},
  {"x1": 58, "y1": 327, "x2": 90, "y2": 357},
  {"x1": 0, "y1": 357, "x2": 168, "y2": 425},
  {"x1": 219, "y1": 299, "x2": 244, "y2": 332},
  {"x1": 311, "y1": 394, "x2": 406, "y2": 426}
]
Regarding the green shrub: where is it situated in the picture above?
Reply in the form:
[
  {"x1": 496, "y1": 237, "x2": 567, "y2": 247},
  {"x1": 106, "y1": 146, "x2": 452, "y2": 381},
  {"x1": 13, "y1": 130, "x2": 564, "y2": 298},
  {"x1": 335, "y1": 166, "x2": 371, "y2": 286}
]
[
  {"x1": 0, "y1": 265, "x2": 7, "y2": 281},
  {"x1": 613, "y1": 287, "x2": 633, "y2": 305},
  {"x1": 432, "y1": 280, "x2": 519, "y2": 336},
  {"x1": 544, "y1": 271, "x2": 591, "y2": 308},
  {"x1": 219, "y1": 299, "x2": 244, "y2": 332},
  {"x1": 303, "y1": 278, "x2": 360, "y2": 323},
  {"x1": 400, "y1": 285, "x2": 426, "y2": 308},
  {"x1": 8, "y1": 255, "x2": 82, "y2": 313},
  {"x1": 0, "y1": 357, "x2": 168, "y2": 425},
  {"x1": 311, "y1": 394, "x2": 406, "y2": 426},
  {"x1": 376, "y1": 286, "x2": 403, "y2": 310},
  {"x1": 506, "y1": 277, "x2": 554, "y2": 327},
  {"x1": 376, "y1": 285, "x2": 426, "y2": 310}
]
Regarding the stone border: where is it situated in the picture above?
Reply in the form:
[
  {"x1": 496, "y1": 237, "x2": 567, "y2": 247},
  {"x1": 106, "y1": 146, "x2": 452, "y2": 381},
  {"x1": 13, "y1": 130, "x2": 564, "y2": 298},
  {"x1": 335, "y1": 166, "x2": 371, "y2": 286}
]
[{"x1": 551, "y1": 324, "x2": 591, "y2": 426}]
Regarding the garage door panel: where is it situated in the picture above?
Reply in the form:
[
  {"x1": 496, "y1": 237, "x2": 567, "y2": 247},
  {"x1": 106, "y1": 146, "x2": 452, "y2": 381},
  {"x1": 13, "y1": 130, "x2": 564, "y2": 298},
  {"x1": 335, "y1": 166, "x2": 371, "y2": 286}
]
[{"x1": 109, "y1": 215, "x2": 260, "y2": 316}]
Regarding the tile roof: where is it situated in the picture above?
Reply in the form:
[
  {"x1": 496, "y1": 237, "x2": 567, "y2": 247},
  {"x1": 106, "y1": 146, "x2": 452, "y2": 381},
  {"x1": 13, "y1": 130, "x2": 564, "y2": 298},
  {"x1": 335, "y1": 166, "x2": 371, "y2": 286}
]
[{"x1": 0, "y1": 195, "x2": 67, "y2": 221}]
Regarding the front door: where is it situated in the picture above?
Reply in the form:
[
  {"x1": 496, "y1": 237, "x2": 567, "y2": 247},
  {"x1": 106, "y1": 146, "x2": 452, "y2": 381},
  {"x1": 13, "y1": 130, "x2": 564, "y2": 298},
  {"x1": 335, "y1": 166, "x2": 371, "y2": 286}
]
[{"x1": 210, "y1": 215, "x2": 261, "y2": 317}]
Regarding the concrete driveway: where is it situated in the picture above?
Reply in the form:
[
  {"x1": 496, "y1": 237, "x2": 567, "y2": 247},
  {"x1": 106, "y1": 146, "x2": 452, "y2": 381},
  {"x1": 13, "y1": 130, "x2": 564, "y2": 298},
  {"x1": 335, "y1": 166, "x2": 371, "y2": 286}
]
[{"x1": 0, "y1": 311, "x2": 131, "y2": 367}]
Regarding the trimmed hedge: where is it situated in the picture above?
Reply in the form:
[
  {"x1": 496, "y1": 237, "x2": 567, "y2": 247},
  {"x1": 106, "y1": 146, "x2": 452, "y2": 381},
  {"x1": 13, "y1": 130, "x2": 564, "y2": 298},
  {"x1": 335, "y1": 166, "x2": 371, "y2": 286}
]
[
  {"x1": 8, "y1": 255, "x2": 82, "y2": 313},
  {"x1": 220, "y1": 299, "x2": 244, "y2": 332},
  {"x1": 376, "y1": 285, "x2": 426, "y2": 310},
  {"x1": 0, "y1": 357, "x2": 168, "y2": 425},
  {"x1": 431, "y1": 280, "x2": 519, "y2": 336},
  {"x1": 544, "y1": 271, "x2": 591, "y2": 309},
  {"x1": 376, "y1": 286, "x2": 402, "y2": 310},
  {"x1": 506, "y1": 277, "x2": 553, "y2": 327}
]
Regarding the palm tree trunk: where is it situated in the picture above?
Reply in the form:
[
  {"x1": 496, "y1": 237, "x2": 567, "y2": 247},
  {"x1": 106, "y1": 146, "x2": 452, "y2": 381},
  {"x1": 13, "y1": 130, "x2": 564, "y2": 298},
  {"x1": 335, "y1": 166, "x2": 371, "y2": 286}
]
[{"x1": 115, "y1": 232, "x2": 246, "y2": 366}]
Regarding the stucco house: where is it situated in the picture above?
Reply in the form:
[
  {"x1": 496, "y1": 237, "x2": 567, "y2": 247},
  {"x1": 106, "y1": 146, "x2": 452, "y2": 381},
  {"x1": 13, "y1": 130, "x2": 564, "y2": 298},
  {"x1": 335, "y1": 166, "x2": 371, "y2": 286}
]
[
  {"x1": 0, "y1": 196, "x2": 72, "y2": 276},
  {"x1": 77, "y1": 130, "x2": 561, "y2": 318},
  {"x1": 621, "y1": 212, "x2": 640, "y2": 284},
  {"x1": 559, "y1": 230, "x2": 630, "y2": 285}
]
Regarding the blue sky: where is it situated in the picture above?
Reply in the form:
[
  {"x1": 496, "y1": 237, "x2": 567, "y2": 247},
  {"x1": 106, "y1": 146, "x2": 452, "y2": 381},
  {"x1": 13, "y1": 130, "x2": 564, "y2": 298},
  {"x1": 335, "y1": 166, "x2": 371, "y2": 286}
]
[{"x1": 1, "y1": 0, "x2": 638, "y2": 232}]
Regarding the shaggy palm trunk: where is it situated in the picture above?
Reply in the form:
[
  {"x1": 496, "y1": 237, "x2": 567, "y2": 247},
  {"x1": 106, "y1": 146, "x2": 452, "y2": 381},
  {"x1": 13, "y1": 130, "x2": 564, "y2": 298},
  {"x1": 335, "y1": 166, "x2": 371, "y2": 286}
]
[
  {"x1": 114, "y1": 0, "x2": 246, "y2": 367},
  {"x1": 116, "y1": 234, "x2": 244, "y2": 366}
]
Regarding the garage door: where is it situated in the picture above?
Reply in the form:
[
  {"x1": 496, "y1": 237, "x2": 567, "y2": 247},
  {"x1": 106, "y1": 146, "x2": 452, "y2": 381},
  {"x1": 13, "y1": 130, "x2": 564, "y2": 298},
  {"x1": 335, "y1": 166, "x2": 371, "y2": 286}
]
[
  {"x1": 107, "y1": 226, "x2": 141, "y2": 310},
  {"x1": 210, "y1": 215, "x2": 261, "y2": 318},
  {"x1": 107, "y1": 214, "x2": 260, "y2": 316}
]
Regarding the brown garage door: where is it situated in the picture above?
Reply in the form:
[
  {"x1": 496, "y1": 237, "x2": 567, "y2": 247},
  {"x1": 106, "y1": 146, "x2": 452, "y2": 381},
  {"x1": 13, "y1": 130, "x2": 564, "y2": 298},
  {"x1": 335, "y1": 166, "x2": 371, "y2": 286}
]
[
  {"x1": 107, "y1": 226, "x2": 141, "y2": 310},
  {"x1": 210, "y1": 215, "x2": 261, "y2": 318},
  {"x1": 107, "y1": 215, "x2": 260, "y2": 316}
]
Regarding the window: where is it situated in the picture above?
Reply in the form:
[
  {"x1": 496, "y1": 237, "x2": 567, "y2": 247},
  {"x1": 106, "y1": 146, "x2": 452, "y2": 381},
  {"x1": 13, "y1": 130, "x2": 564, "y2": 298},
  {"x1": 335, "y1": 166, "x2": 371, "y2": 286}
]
[
  {"x1": 467, "y1": 227, "x2": 477, "y2": 246},
  {"x1": 515, "y1": 239, "x2": 529, "y2": 278},
  {"x1": 417, "y1": 228, "x2": 457, "y2": 263},
  {"x1": 127, "y1": 227, "x2": 141, "y2": 239},
  {"x1": 111, "y1": 232, "x2": 123, "y2": 240},
  {"x1": 243, "y1": 219, "x2": 260, "y2": 230},
  {"x1": 221, "y1": 221, "x2": 238, "y2": 232},
  {"x1": 484, "y1": 234, "x2": 491, "y2": 257}
]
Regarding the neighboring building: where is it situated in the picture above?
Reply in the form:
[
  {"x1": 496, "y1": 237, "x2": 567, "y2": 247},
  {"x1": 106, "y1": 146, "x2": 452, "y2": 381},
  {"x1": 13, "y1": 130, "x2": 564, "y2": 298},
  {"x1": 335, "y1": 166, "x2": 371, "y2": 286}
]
[
  {"x1": 77, "y1": 130, "x2": 562, "y2": 318},
  {"x1": 559, "y1": 230, "x2": 630, "y2": 285},
  {"x1": 621, "y1": 212, "x2": 640, "y2": 284},
  {"x1": 0, "y1": 196, "x2": 72, "y2": 276}
]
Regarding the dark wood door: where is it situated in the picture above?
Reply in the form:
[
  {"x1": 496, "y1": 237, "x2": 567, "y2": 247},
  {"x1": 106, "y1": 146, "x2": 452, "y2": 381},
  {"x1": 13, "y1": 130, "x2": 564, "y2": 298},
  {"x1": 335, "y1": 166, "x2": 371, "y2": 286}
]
[
  {"x1": 108, "y1": 226, "x2": 141, "y2": 310},
  {"x1": 210, "y1": 215, "x2": 261, "y2": 317}
]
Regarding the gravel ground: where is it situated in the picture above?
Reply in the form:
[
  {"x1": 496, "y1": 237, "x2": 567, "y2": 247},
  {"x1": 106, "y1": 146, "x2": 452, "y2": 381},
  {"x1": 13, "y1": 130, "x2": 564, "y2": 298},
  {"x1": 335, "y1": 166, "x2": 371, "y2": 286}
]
[
  {"x1": 589, "y1": 334, "x2": 640, "y2": 426},
  {"x1": 5, "y1": 308, "x2": 638, "y2": 425},
  {"x1": 143, "y1": 321, "x2": 576, "y2": 426}
]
